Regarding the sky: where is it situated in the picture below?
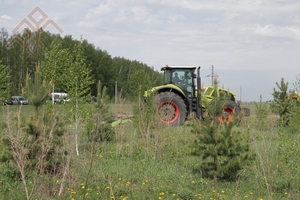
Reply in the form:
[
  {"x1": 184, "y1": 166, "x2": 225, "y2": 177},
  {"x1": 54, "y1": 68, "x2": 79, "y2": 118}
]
[{"x1": 1, "y1": 0, "x2": 300, "y2": 102}]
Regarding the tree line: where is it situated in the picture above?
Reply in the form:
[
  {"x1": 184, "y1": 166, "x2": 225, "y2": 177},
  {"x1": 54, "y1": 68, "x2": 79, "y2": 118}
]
[{"x1": 0, "y1": 27, "x2": 163, "y2": 101}]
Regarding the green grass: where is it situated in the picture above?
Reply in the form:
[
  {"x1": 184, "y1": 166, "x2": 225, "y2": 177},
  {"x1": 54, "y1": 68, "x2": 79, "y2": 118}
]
[{"x1": 0, "y1": 102, "x2": 300, "y2": 199}]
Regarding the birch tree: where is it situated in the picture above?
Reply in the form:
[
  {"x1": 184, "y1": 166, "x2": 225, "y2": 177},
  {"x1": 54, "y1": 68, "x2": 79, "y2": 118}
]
[
  {"x1": 41, "y1": 37, "x2": 71, "y2": 103},
  {"x1": 63, "y1": 40, "x2": 93, "y2": 155}
]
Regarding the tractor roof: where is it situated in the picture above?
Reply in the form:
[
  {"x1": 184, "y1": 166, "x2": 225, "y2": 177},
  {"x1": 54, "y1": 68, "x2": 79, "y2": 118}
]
[{"x1": 161, "y1": 65, "x2": 197, "y2": 71}]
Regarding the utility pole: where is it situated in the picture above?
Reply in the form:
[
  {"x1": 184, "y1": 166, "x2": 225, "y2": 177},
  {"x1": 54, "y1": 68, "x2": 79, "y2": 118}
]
[
  {"x1": 115, "y1": 81, "x2": 117, "y2": 104},
  {"x1": 240, "y1": 85, "x2": 242, "y2": 102},
  {"x1": 206, "y1": 65, "x2": 215, "y2": 86},
  {"x1": 115, "y1": 65, "x2": 123, "y2": 104},
  {"x1": 211, "y1": 65, "x2": 214, "y2": 86}
]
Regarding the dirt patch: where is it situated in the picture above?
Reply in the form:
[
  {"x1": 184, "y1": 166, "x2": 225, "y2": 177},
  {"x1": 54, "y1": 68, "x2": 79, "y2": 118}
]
[{"x1": 114, "y1": 112, "x2": 134, "y2": 120}]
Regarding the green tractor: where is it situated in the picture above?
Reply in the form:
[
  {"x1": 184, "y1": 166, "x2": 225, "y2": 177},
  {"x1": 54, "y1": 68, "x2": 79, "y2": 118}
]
[{"x1": 144, "y1": 65, "x2": 241, "y2": 126}]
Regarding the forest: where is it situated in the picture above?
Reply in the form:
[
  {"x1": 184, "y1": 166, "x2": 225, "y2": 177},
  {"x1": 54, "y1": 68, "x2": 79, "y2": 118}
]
[{"x1": 0, "y1": 27, "x2": 163, "y2": 101}]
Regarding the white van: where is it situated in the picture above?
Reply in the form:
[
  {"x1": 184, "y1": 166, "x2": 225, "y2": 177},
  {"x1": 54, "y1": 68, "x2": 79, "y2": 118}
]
[{"x1": 51, "y1": 93, "x2": 71, "y2": 104}]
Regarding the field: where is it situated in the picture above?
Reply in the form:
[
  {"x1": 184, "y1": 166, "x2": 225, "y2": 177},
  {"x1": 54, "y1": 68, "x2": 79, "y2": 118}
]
[{"x1": 0, "y1": 102, "x2": 300, "y2": 200}]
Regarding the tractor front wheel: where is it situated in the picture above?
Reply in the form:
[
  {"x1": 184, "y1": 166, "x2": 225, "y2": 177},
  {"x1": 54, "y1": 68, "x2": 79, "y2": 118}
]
[{"x1": 156, "y1": 92, "x2": 187, "y2": 126}]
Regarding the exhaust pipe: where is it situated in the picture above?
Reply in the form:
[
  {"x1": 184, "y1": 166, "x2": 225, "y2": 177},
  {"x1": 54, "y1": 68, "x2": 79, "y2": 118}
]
[{"x1": 196, "y1": 67, "x2": 203, "y2": 119}]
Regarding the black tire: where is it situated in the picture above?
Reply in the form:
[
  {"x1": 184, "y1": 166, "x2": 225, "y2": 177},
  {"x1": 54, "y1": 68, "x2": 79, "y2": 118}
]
[
  {"x1": 227, "y1": 101, "x2": 240, "y2": 112},
  {"x1": 219, "y1": 100, "x2": 240, "y2": 123},
  {"x1": 155, "y1": 92, "x2": 187, "y2": 126}
]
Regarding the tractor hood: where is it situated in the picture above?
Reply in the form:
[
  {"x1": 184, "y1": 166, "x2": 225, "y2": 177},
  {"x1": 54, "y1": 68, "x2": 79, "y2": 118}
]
[{"x1": 143, "y1": 84, "x2": 185, "y2": 98}]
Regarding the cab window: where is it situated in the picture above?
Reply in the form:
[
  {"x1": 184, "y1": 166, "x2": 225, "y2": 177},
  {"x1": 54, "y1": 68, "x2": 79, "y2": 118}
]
[{"x1": 164, "y1": 70, "x2": 171, "y2": 84}]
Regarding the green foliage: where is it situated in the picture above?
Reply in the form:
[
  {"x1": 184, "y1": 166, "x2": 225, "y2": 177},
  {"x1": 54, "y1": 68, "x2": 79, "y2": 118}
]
[
  {"x1": 202, "y1": 77, "x2": 239, "y2": 123},
  {"x1": 0, "y1": 60, "x2": 11, "y2": 99},
  {"x1": 133, "y1": 93, "x2": 159, "y2": 136},
  {"x1": 129, "y1": 69, "x2": 152, "y2": 102},
  {"x1": 1, "y1": 28, "x2": 162, "y2": 100},
  {"x1": 177, "y1": 187, "x2": 193, "y2": 199},
  {"x1": 62, "y1": 40, "x2": 93, "y2": 102},
  {"x1": 3, "y1": 27, "x2": 300, "y2": 199},
  {"x1": 255, "y1": 95, "x2": 269, "y2": 130},
  {"x1": 22, "y1": 62, "x2": 51, "y2": 120},
  {"x1": 61, "y1": 40, "x2": 94, "y2": 155},
  {"x1": 270, "y1": 78, "x2": 295, "y2": 126},
  {"x1": 0, "y1": 105, "x2": 66, "y2": 200},
  {"x1": 1, "y1": 106, "x2": 66, "y2": 175},
  {"x1": 191, "y1": 82, "x2": 254, "y2": 181},
  {"x1": 0, "y1": 162, "x2": 18, "y2": 197},
  {"x1": 289, "y1": 75, "x2": 300, "y2": 129},
  {"x1": 206, "y1": 89, "x2": 230, "y2": 120},
  {"x1": 112, "y1": 57, "x2": 163, "y2": 100},
  {"x1": 41, "y1": 36, "x2": 71, "y2": 93},
  {"x1": 86, "y1": 81, "x2": 115, "y2": 142},
  {"x1": 275, "y1": 123, "x2": 300, "y2": 193},
  {"x1": 0, "y1": 139, "x2": 12, "y2": 163},
  {"x1": 289, "y1": 102, "x2": 300, "y2": 129},
  {"x1": 192, "y1": 119, "x2": 254, "y2": 181},
  {"x1": 1, "y1": 103, "x2": 300, "y2": 199},
  {"x1": 82, "y1": 40, "x2": 115, "y2": 97}
]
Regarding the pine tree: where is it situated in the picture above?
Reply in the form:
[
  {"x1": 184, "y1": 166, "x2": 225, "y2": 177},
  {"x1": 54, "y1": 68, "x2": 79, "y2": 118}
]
[
  {"x1": 87, "y1": 81, "x2": 115, "y2": 142},
  {"x1": 191, "y1": 81, "x2": 254, "y2": 181},
  {"x1": 1, "y1": 76, "x2": 66, "y2": 193},
  {"x1": 192, "y1": 120, "x2": 254, "y2": 181},
  {"x1": 270, "y1": 78, "x2": 294, "y2": 126},
  {"x1": 1, "y1": 102, "x2": 66, "y2": 181},
  {"x1": 23, "y1": 62, "x2": 51, "y2": 121}
]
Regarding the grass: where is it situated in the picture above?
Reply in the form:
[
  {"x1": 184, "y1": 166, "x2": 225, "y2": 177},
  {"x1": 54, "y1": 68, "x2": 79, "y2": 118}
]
[{"x1": 0, "y1": 102, "x2": 300, "y2": 199}]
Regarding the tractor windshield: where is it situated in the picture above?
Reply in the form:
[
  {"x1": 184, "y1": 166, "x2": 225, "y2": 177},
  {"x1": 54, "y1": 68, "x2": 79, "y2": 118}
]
[{"x1": 171, "y1": 69, "x2": 194, "y2": 97}]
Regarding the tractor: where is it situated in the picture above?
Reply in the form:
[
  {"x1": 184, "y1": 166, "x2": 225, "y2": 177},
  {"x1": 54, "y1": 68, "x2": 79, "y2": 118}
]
[
  {"x1": 288, "y1": 92, "x2": 300, "y2": 102},
  {"x1": 144, "y1": 65, "x2": 241, "y2": 126}
]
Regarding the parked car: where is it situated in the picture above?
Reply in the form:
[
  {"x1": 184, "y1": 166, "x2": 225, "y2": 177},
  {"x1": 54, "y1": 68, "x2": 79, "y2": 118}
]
[{"x1": 4, "y1": 96, "x2": 29, "y2": 105}]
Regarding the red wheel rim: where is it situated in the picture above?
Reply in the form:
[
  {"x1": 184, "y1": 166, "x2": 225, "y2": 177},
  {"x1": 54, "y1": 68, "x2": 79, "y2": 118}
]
[
  {"x1": 219, "y1": 107, "x2": 234, "y2": 123},
  {"x1": 158, "y1": 101, "x2": 179, "y2": 124}
]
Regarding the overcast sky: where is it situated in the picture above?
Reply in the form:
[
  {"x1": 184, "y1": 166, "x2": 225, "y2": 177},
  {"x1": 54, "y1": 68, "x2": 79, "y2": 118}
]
[{"x1": 1, "y1": 0, "x2": 300, "y2": 102}]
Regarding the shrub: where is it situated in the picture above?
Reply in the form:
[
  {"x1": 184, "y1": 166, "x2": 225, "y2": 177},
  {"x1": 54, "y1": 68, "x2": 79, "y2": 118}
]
[
  {"x1": 270, "y1": 78, "x2": 295, "y2": 126},
  {"x1": 86, "y1": 81, "x2": 115, "y2": 143},
  {"x1": 191, "y1": 82, "x2": 254, "y2": 181}
]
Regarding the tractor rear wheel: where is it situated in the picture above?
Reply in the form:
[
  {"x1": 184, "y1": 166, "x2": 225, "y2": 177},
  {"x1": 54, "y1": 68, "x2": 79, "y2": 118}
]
[
  {"x1": 155, "y1": 92, "x2": 187, "y2": 126},
  {"x1": 219, "y1": 100, "x2": 240, "y2": 123}
]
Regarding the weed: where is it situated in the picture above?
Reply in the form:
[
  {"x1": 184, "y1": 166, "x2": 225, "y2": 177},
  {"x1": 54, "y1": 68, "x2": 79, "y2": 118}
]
[{"x1": 255, "y1": 95, "x2": 269, "y2": 130}]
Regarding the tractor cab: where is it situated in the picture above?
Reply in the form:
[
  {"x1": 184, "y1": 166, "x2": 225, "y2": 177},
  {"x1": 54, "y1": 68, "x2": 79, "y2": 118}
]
[{"x1": 161, "y1": 66, "x2": 196, "y2": 97}]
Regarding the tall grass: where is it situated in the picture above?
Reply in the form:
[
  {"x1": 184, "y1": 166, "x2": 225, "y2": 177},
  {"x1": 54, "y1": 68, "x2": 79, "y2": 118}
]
[{"x1": 0, "y1": 101, "x2": 300, "y2": 199}]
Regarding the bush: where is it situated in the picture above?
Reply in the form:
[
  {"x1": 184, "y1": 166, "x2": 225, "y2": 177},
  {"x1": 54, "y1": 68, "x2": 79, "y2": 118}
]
[{"x1": 191, "y1": 83, "x2": 254, "y2": 181}]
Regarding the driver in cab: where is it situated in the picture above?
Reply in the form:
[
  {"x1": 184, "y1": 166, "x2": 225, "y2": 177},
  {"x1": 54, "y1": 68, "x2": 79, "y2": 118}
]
[{"x1": 173, "y1": 72, "x2": 180, "y2": 84}]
